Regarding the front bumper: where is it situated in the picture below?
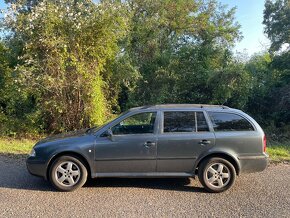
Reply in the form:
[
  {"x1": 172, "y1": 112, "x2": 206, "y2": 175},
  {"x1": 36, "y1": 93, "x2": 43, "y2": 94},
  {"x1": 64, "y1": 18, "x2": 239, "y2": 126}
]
[
  {"x1": 26, "y1": 157, "x2": 47, "y2": 179},
  {"x1": 238, "y1": 153, "x2": 269, "y2": 173}
]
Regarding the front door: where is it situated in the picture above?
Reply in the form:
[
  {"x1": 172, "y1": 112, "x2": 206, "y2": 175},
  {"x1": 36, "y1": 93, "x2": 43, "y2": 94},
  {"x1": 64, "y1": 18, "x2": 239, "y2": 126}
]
[
  {"x1": 157, "y1": 110, "x2": 215, "y2": 173},
  {"x1": 94, "y1": 112, "x2": 158, "y2": 173}
]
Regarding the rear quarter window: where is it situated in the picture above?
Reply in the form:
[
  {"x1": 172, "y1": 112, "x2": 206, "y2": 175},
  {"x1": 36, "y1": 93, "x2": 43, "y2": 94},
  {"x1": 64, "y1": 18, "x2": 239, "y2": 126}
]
[{"x1": 208, "y1": 112, "x2": 254, "y2": 131}]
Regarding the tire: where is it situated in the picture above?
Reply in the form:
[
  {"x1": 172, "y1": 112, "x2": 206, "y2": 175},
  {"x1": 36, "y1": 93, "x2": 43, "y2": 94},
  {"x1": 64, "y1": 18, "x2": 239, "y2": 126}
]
[
  {"x1": 49, "y1": 155, "x2": 88, "y2": 192},
  {"x1": 198, "y1": 157, "x2": 236, "y2": 193}
]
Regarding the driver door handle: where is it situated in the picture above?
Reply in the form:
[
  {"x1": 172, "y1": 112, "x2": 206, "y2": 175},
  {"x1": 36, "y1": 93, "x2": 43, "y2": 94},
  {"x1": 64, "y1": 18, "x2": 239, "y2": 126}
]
[
  {"x1": 199, "y1": 139, "x2": 211, "y2": 145},
  {"x1": 144, "y1": 141, "x2": 156, "y2": 147}
]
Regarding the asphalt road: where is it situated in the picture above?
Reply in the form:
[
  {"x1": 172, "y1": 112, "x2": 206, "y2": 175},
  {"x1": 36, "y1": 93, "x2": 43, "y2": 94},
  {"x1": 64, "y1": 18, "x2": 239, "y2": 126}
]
[{"x1": 0, "y1": 155, "x2": 289, "y2": 218}]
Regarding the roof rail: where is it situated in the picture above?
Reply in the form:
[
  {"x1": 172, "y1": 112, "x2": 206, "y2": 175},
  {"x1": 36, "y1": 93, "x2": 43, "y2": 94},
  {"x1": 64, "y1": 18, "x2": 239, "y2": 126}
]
[
  {"x1": 129, "y1": 104, "x2": 230, "y2": 111},
  {"x1": 200, "y1": 104, "x2": 229, "y2": 109}
]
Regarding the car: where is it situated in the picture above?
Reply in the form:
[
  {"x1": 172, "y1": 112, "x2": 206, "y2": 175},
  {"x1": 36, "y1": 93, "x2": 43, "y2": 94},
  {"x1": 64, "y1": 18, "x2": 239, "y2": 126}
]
[{"x1": 26, "y1": 104, "x2": 268, "y2": 192}]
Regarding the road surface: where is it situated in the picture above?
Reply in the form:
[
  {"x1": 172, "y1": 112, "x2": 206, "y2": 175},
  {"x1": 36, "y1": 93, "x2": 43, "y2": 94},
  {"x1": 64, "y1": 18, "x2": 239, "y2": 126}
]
[{"x1": 0, "y1": 155, "x2": 289, "y2": 217}]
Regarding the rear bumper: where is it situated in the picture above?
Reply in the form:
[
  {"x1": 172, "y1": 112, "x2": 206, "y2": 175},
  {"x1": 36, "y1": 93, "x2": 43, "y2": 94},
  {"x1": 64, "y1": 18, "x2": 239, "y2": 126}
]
[
  {"x1": 238, "y1": 153, "x2": 269, "y2": 173},
  {"x1": 26, "y1": 157, "x2": 47, "y2": 179}
]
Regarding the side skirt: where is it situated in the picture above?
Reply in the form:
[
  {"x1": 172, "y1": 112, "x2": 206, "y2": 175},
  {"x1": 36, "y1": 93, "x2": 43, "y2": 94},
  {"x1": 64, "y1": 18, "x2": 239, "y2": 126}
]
[{"x1": 91, "y1": 172, "x2": 194, "y2": 178}]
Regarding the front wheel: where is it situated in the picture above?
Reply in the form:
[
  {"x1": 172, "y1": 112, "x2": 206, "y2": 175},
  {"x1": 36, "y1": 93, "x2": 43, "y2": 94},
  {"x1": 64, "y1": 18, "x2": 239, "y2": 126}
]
[
  {"x1": 49, "y1": 155, "x2": 88, "y2": 192},
  {"x1": 198, "y1": 157, "x2": 236, "y2": 193}
]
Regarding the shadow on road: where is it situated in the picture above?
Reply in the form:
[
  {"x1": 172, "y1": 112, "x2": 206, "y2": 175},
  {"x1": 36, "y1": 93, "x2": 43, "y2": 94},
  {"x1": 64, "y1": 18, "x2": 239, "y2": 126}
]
[
  {"x1": 0, "y1": 154, "x2": 205, "y2": 193},
  {"x1": 84, "y1": 177, "x2": 205, "y2": 193},
  {"x1": 0, "y1": 154, "x2": 54, "y2": 192}
]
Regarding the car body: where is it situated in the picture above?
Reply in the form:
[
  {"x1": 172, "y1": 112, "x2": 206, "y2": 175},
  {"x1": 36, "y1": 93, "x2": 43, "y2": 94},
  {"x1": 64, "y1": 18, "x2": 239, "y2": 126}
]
[{"x1": 27, "y1": 104, "x2": 268, "y2": 192}]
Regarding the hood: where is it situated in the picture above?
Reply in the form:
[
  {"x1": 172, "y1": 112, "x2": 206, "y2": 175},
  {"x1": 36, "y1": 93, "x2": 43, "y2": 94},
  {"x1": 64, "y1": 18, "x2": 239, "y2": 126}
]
[{"x1": 36, "y1": 128, "x2": 90, "y2": 145}]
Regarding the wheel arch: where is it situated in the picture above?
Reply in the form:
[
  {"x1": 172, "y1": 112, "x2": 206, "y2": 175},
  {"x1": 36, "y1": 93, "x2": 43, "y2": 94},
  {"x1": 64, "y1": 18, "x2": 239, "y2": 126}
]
[
  {"x1": 195, "y1": 152, "x2": 241, "y2": 176},
  {"x1": 46, "y1": 151, "x2": 92, "y2": 180}
]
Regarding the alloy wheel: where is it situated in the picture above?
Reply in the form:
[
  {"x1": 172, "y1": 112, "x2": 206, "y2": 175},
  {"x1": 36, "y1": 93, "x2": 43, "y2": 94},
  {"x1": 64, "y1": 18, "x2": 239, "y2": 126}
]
[
  {"x1": 54, "y1": 161, "x2": 81, "y2": 187},
  {"x1": 205, "y1": 163, "x2": 231, "y2": 189}
]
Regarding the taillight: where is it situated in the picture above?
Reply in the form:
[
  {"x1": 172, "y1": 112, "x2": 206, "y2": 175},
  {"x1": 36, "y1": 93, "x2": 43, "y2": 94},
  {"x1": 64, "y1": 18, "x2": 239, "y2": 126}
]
[{"x1": 263, "y1": 135, "x2": 267, "y2": 152}]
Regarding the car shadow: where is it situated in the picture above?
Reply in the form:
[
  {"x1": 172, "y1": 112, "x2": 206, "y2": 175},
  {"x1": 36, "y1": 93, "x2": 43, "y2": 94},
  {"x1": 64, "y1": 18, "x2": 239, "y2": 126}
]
[
  {"x1": 0, "y1": 154, "x2": 55, "y2": 192},
  {"x1": 84, "y1": 177, "x2": 205, "y2": 193},
  {"x1": 0, "y1": 154, "x2": 205, "y2": 193}
]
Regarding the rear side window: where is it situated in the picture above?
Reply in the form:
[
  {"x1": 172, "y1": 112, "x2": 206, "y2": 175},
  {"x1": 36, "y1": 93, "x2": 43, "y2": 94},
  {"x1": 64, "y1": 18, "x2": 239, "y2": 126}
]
[
  {"x1": 208, "y1": 112, "x2": 254, "y2": 131},
  {"x1": 163, "y1": 111, "x2": 209, "y2": 133}
]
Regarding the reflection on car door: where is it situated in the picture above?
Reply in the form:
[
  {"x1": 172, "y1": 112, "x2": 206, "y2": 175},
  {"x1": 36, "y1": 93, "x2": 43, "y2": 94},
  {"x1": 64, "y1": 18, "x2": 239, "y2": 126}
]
[
  {"x1": 157, "y1": 111, "x2": 215, "y2": 173},
  {"x1": 94, "y1": 112, "x2": 158, "y2": 174}
]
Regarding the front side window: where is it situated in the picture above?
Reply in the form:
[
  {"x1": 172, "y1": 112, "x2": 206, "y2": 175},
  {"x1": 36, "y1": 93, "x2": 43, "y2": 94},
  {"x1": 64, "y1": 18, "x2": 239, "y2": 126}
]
[
  {"x1": 163, "y1": 111, "x2": 209, "y2": 133},
  {"x1": 112, "y1": 112, "x2": 156, "y2": 135},
  {"x1": 208, "y1": 112, "x2": 254, "y2": 131}
]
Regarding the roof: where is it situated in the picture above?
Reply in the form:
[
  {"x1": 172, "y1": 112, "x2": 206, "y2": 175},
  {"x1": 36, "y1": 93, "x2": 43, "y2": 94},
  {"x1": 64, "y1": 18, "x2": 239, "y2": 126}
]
[{"x1": 129, "y1": 104, "x2": 230, "y2": 111}]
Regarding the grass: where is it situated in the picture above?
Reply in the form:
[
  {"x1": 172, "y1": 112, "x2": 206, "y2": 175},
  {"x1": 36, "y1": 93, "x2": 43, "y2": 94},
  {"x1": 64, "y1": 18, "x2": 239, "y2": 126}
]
[
  {"x1": 0, "y1": 138, "x2": 36, "y2": 155},
  {"x1": 0, "y1": 137, "x2": 289, "y2": 162},
  {"x1": 267, "y1": 143, "x2": 290, "y2": 162}
]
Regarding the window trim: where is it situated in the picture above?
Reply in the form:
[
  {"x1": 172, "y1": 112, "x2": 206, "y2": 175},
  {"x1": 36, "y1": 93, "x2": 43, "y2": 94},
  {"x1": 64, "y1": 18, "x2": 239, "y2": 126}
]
[
  {"x1": 161, "y1": 110, "x2": 210, "y2": 134},
  {"x1": 101, "y1": 111, "x2": 159, "y2": 136},
  {"x1": 207, "y1": 111, "x2": 256, "y2": 132}
]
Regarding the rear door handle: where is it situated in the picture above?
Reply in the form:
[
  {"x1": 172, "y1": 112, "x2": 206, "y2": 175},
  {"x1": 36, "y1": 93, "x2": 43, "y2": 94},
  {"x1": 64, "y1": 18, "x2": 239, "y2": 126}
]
[
  {"x1": 144, "y1": 141, "x2": 156, "y2": 147},
  {"x1": 199, "y1": 140, "x2": 211, "y2": 145}
]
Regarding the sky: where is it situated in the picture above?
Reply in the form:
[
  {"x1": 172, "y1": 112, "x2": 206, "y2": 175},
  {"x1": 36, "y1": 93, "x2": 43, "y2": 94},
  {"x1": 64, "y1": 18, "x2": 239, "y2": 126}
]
[
  {"x1": 0, "y1": 0, "x2": 270, "y2": 56},
  {"x1": 220, "y1": 0, "x2": 270, "y2": 56}
]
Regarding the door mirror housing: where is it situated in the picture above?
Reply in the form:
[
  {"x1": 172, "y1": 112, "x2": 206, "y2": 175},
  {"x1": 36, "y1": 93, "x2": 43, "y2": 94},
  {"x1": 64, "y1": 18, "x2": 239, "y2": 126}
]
[{"x1": 106, "y1": 129, "x2": 114, "y2": 141}]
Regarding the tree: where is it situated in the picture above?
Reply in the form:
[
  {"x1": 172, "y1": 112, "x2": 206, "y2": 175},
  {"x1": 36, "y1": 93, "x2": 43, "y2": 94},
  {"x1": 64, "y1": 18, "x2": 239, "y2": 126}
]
[
  {"x1": 263, "y1": 0, "x2": 290, "y2": 136},
  {"x1": 3, "y1": 0, "x2": 129, "y2": 132},
  {"x1": 0, "y1": 41, "x2": 39, "y2": 136},
  {"x1": 263, "y1": 0, "x2": 290, "y2": 83},
  {"x1": 263, "y1": 0, "x2": 290, "y2": 52},
  {"x1": 0, "y1": 0, "x2": 267, "y2": 136},
  {"x1": 0, "y1": 42, "x2": 11, "y2": 133},
  {"x1": 244, "y1": 53, "x2": 273, "y2": 124},
  {"x1": 116, "y1": 0, "x2": 244, "y2": 108}
]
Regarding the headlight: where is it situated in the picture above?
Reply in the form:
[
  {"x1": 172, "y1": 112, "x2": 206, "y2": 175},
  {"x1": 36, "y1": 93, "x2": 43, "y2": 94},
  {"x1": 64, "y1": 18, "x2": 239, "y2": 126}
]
[{"x1": 29, "y1": 149, "x2": 36, "y2": 157}]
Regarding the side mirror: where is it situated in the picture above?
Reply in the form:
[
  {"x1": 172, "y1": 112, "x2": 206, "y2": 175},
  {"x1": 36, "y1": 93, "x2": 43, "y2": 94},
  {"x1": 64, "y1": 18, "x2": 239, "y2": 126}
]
[{"x1": 106, "y1": 129, "x2": 114, "y2": 141}]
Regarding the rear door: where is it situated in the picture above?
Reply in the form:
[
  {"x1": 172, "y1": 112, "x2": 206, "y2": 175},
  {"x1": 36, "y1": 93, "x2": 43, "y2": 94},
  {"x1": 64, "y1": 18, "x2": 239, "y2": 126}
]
[{"x1": 156, "y1": 110, "x2": 215, "y2": 173}]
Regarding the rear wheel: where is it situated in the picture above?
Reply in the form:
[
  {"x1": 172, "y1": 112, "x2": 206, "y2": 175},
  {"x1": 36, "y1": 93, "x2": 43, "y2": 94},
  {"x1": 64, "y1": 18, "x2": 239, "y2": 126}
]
[
  {"x1": 49, "y1": 155, "x2": 88, "y2": 192},
  {"x1": 198, "y1": 157, "x2": 236, "y2": 193}
]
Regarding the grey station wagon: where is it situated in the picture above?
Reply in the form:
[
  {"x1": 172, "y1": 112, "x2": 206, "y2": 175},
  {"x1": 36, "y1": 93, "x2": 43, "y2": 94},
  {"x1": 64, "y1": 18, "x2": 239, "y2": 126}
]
[{"x1": 27, "y1": 104, "x2": 268, "y2": 192}]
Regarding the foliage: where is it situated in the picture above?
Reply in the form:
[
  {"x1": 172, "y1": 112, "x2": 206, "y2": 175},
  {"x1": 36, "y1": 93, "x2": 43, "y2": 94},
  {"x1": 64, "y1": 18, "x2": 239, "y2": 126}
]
[
  {"x1": 0, "y1": 0, "x2": 289, "y2": 140},
  {"x1": 261, "y1": 0, "x2": 290, "y2": 139},
  {"x1": 0, "y1": 41, "x2": 40, "y2": 136},
  {"x1": 263, "y1": 0, "x2": 290, "y2": 52},
  {"x1": 119, "y1": 0, "x2": 244, "y2": 108},
  {"x1": 245, "y1": 53, "x2": 274, "y2": 124},
  {"x1": 2, "y1": 0, "x2": 129, "y2": 133}
]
